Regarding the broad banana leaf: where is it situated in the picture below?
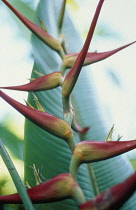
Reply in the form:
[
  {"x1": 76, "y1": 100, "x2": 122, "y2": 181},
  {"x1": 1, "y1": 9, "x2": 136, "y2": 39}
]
[{"x1": 24, "y1": 0, "x2": 136, "y2": 209}]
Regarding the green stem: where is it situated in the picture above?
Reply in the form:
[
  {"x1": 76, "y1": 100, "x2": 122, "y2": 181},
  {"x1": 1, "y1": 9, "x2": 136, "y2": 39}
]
[
  {"x1": 62, "y1": 95, "x2": 74, "y2": 126},
  {"x1": 57, "y1": 0, "x2": 67, "y2": 33},
  {"x1": 69, "y1": 155, "x2": 79, "y2": 179},
  {"x1": 0, "y1": 139, "x2": 35, "y2": 210},
  {"x1": 71, "y1": 185, "x2": 86, "y2": 205},
  {"x1": 60, "y1": 62, "x2": 66, "y2": 76},
  {"x1": 87, "y1": 163, "x2": 99, "y2": 196},
  {"x1": 67, "y1": 133, "x2": 76, "y2": 152},
  {"x1": 58, "y1": 47, "x2": 65, "y2": 59}
]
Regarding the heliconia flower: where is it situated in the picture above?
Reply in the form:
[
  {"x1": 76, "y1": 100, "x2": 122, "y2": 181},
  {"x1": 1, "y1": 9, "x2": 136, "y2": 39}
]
[
  {"x1": 62, "y1": 0, "x2": 105, "y2": 98},
  {"x1": 80, "y1": 172, "x2": 136, "y2": 210},
  {"x1": 62, "y1": 41, "x2": 136, "y2": 70},
  {"x1": 69, "y1": 140, "x2": 136, "y2": 178},
  {"x1": 1, "y1": 0, "x2": 63, "y2": 56},
  {"x1": 0, "y1": 173, "x2": 86, "y2": 205},
  {"x1": 0, "y1": 90, "x2": 75, "y2": 151},
  {"x1": 0, "y1": 72, "x2": 63, "y2": 92}
]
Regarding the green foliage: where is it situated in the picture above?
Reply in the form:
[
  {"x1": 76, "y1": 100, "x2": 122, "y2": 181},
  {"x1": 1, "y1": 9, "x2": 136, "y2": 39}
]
[{"x1": 0, "y1": 125, "x2": 23, "y2": 160}]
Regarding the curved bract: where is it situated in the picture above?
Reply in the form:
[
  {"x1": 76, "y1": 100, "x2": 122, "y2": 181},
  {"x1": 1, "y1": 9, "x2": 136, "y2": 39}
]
[
  {"x1": 0, "y1": 173, "x2": 85, "y2": 204},
  {"x1": 0, "y1": 72, "x2": 63, "y2": 92},
  {"x1": 0, "y1": 90, "x2": 75, "y2": 151},
  {"x1": 70, "y1": 140, "x2": 136, "y2": 178}
]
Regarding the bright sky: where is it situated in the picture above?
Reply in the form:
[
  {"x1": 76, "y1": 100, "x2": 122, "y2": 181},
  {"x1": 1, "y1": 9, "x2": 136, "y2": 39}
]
[{"x1": 0, "y1": 0, "x2": 136, "y2": 141}]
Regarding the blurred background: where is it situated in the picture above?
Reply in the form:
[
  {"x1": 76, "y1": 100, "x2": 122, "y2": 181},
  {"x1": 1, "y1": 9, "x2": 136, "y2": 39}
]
[{"x1": 0, "y1": 0, "x2": 136, "y2": 197}]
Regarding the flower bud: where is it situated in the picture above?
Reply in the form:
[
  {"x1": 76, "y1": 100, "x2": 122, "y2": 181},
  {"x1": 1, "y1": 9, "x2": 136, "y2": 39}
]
[
  {"x1": 0, "y1": 173, "x2": 86, "y2": 205},
  {"x1": 72, "y1": 114, "x2": 89, "y2": 134},
  {"x1": 0, "y1": 72, "x2": 63, "y2": 92},
  {"x1": 1, "y1": 0, "x2": 63, "y2": 54},
  {"x1": 0, "y1": 90, "x2": 75, "y2": 151},
  {"x1": 62, "y1": 41, "x2": 136, "y2": 69},
  {"x1": 80, "y1": 172, "x2": 136, "y2": 210},
  {"x1": 70, "y1": 140, "x2": 136, "y2": 178}
]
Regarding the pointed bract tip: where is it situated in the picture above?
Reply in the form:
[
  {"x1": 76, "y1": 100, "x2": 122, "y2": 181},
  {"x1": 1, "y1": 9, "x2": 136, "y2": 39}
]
[
  {"x1": 1, "y1": 0, "x2": 62, "y2": 53},
  {"x1": 70, "y1": 140, "x2": 136, "y2": 178},
  {"x1": 0, "y1": 72, "x2": 62, "y2": 92},
  {"x1": 0, "y1": 173, "x2": 85, "y2": 204},
  {"x1": 62, "y1": 0, "x2": 105, "y2": 97},
  {"x1": 62, "y1": 40, "x2": 136, "y2": 69},
  {"x1": 0, "y1": 91, "x2": 73, "y2": 142}
]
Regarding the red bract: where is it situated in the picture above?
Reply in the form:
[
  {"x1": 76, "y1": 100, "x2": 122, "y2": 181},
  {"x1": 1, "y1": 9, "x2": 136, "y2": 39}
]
[
  {"x1": 1, "y1": 0, "x2": 62, "y2": 54},
  {"x1": 62, "y1": 0, "x2": 105, "y2": 98},
  {"x1": 0, "y1": 90, "x2": 75, "y2": 150},
  {"x1": 62, "y1": 41, "x2": 136, "y2": 69},
  {"x1": 70, "y1": 140, "x2": 136, "y2": 178},
  {"x1": 0, "y1": 72, "x2": 63, "y2": 92},
  {"x1": 0, "y1": 173, "x2": 85, "y2": 204},
  {"x1": 80, "y1": 172, "x2": 136, "y2": 210}
]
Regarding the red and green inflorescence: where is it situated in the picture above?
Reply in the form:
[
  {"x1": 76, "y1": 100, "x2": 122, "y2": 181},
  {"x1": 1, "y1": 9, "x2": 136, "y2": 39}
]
[{"x1": 0, "y1": 0, "x2": 136, "y2": 209}]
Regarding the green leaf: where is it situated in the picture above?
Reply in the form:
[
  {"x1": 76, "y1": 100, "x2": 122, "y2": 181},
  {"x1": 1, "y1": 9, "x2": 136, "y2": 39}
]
[
  {"x1": 24, "y1": 0, "x2": 136, "y2": 209},
  {"x1": 0, "y1": 124, "x2": 23, "y2": 160}
]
